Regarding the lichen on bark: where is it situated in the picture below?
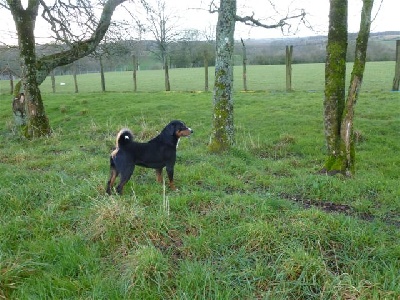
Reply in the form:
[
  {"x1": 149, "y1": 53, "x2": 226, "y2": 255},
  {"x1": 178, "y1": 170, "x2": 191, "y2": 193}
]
[
  {"x1": 323, "y1": 0, "x2": 373, "y2": 176},
  {"x1": 209, "y1": 0, "x2": 236, "y2": 153}
]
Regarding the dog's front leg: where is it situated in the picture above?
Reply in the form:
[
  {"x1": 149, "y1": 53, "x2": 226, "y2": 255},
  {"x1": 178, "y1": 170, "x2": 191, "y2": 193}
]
[
  {"x1": 156, "y1": 168, "x2": 163, "y2": 183},
  {"x1": 165, "y1": 165, "x2": 176, "y2": 190}
]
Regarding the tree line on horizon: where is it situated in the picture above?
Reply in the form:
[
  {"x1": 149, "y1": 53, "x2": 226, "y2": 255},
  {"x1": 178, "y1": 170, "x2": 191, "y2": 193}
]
[{"x1": 1, "y1": 31, "x2": 398, "y2": 78}]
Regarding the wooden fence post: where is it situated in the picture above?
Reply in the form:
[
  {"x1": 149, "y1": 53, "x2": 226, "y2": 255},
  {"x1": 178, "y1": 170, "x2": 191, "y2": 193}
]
[
  {"x1": 286, "y1": 45, "x2": 293, "y2": 92},
  {"x1": 204, "y1": 50, "x2": 209, "y2": 92},
  {"x1": 241, "y1": 38, "x2": 248, "y2": 91},
  {"x1": 51, "y1": 70, "x2": 56, "y2": 93},
  {"x1": 132, "y1": 54, "x2": 137, "y2": 92},
  {"x1": 73, "y1": 63, "x2": 79, "y2": 93},
  {"x1": 392, "y1": 40, "x2": 400, "y2": 91}
]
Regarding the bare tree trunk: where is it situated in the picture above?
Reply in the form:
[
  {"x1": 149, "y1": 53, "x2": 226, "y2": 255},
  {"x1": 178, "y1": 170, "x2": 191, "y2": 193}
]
[
  {"x1": 392, "y1": 40, "x2": 400, "y2": 91},
  {"x1": 73, "y1": 63, "x2": 79, "y2": 93},
  {"x1": 204, "y1": 50, "x2": 209, "y2": 92},
  {"x1": 323, "y1": 0, "x2": 374, "y2": 176},
  {"x1": 241, "y1": 38, "x2": 248, "y2": 91},
  {"x1": 286, "y1": 45, "x2": 293, "y2": 92},
  {"x1": 209, "y1": 0, "x2": 236, "y2": 152},
  {"x1": 51, "y1": 70, "x2": 56, "y2": 93},
  {"x1": 100, "y1": 55, "x2": 106, "y2": 92},
  {"x1": 132, "y1": 54, "x2": 137, "y2": 92}
]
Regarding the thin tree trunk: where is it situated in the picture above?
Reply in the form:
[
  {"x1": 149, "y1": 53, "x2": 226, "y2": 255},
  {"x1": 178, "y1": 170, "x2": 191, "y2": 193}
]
[
  {"x1": 340, "y1": 0, "x2": 373, "y2": 176},
  {"x1": 209, "y1": 0, "x2": 236, "y2": 152},
  {"x1": 286, "y1": 45, "x2": 293, "y2": 92},
  {"x1": 392, "y1": 40, "x2": 400, "y2": 91},
  {"x1": 241, "y1": 38, "x2": 248, "y2": 91}
]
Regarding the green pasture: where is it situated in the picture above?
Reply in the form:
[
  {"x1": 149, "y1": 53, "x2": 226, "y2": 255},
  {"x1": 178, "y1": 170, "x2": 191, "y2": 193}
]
[
  {"x1": 0, "y1": 62, "x2": 399, "y2": 299},
  {"x1": 0, "y1": 61, "x2": 391, "y2": 94}
]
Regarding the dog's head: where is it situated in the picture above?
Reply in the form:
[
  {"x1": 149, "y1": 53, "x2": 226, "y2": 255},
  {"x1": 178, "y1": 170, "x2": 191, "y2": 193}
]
[
  {"x1": 161, "y1": 120, "x2": 193, "y2": 145},
  {"x1": 165, "y1": 120, "x2": 193, "y2": 137}
]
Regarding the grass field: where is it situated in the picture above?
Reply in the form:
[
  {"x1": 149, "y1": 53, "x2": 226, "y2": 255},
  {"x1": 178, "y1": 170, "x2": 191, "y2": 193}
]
[
  {"x1": 0, "y1": 61, "x2": 394, "y2": 94},
  {"x1": 0, "y1": 62, "x2": 399, "y2": 299}
]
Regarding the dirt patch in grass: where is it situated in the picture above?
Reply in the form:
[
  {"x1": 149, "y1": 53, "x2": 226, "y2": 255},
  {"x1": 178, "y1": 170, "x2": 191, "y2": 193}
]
[{"x1": 280, "y1": 193, "x2": 399, "y2": 228}]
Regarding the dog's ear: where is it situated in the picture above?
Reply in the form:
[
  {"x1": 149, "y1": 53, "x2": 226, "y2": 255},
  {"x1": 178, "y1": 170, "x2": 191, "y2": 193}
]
[
  {"x1": 166, "y1": 122, "x2": 176, "y2": 136},
  {"x1": 160, "y1": 122, "x2": 178, "y2": 146}
]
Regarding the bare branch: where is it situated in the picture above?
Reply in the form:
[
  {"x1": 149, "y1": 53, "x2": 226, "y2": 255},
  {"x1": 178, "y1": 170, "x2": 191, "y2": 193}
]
[
  {"x1": 208, "y1": 0, "x2": 218, "y2": 14},
  {"x1": 209, "y1": 0, "x2": 309, "y2": 35},
  {"x1": 39, "y1": 0, "x2": 98, "y2": 43},
  {"x1": 36, "y1": 0, "x2": 126, "y2": 84},
  {"x1": 235, "y1": 9, "x2": 306, "y2": 30}
]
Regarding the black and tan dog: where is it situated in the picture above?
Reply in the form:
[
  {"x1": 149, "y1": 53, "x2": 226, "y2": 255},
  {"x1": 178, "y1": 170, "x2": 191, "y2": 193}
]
[{"x1": 106, "y1": 120, "x2": 193, "y2": 195}]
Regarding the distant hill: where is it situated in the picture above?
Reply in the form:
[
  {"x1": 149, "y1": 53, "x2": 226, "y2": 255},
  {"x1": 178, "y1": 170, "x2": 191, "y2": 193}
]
[{"x1": 237, "y1": 31, "x2": 400, "y2": 65}]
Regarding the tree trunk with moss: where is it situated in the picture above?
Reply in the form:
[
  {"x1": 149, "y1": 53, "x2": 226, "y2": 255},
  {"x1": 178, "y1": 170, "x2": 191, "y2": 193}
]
[
  {"x1": 7, "y1": 0, "x2": 125, "y2": 138},
  {"x1": 340, "y1": 0, "x2": 373, "y2": 175},
  {"x1": 11, "y1": 1, "x2": 51, "y2": 137},
  {"x1": 323, "y1": 0, "x2": 373, "y2": 175},
  {"x1": 209, "y1": 0, "x2": 236, "y2": 152}
]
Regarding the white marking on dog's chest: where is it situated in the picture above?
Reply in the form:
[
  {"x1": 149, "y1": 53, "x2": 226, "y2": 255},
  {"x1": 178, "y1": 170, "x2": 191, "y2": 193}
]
[{"x1": 176, "y1": 138, "x2": 180, "y2": 148}]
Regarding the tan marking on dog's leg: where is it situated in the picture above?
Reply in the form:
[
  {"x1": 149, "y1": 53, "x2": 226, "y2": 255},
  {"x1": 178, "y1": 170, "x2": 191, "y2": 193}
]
[
  {"x1": 156, "y1": 169, "x2": 163, "y2": 183},
  {"x1": 169, "y1": 180, "x2": 176, "y2": 191},
  {"x1": 111, "y1": 148, "x2": 118, "y2": 158},
  {"x1": 106, "y1": 168, "x2": 118, "y2": 194}
]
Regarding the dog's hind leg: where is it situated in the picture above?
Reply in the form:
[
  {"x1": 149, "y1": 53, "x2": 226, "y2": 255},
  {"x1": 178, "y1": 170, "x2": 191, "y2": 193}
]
[
  {"x1": 116, "y1": 165, "x2": 134, "y2": 195},
  {"x1": 106, "y1": 169, "x2": 119, "y2": 194},
  {"x1": 106, "y1": 160, "x2": 119, "y2": 195}
]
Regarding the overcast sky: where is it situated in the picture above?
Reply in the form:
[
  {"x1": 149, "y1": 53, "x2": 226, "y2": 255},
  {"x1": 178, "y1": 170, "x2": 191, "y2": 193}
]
[
  {"x1": 180, "y1": 0, "x2": 398, "y2": 39},
  {"x1": 0, "y1": 0, "x2": 398, "y2": 45}
]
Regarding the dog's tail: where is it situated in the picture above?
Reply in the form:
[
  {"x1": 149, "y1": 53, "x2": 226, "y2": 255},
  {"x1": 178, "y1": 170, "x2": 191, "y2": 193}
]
[{"x1": 116, "y1": 128, "x2": 134, "y2": 148}]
